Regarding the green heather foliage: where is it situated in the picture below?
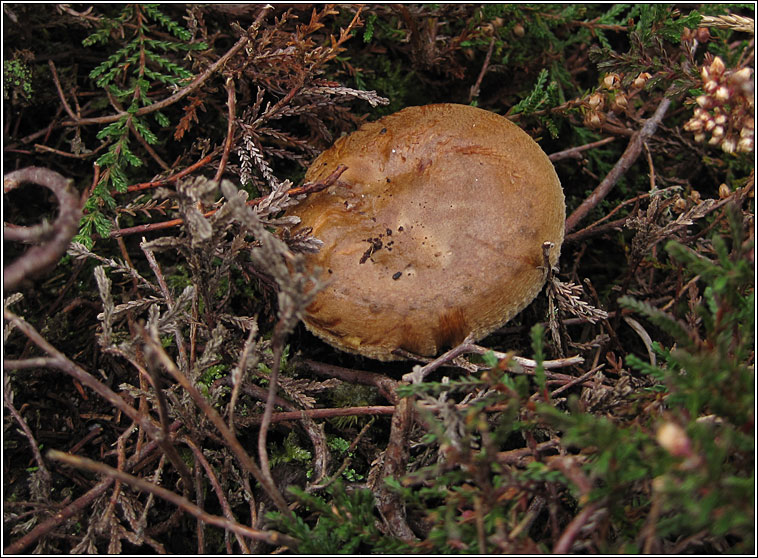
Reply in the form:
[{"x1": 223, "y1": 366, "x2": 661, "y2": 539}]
[{"x1": 75, "y1": 4, "x2": 207, "y2": 248}]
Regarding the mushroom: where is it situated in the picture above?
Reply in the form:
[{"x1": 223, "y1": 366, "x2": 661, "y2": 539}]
[{"x1": 287, "y1": 103, "x2": 565, "y2": 360}]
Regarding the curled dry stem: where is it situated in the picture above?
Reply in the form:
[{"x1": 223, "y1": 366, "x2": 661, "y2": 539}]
[
  {"x1": 214, "y1": 76, "x2": 237, "y2": 182},
  {"x1": 3, "y1": 167, "x2": 82, "y2": 291}
]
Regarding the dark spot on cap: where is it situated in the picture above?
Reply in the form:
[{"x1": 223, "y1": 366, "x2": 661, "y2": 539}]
[{"x1": 392, "y1": 271, "x2": 402, "y2": 280}]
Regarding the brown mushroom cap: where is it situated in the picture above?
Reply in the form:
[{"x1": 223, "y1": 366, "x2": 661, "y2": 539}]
[{"x1": 288, "y1": 103, "x2": 565, "y2": 360}]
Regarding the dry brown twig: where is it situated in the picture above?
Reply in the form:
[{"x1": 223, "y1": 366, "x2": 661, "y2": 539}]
[
  {"x1": 374, "y1": 395, "x2": 417, "y2": 541},
  {"x1": 139, "y1": 324, "x2": 292, "y2": 516},
  {"x1": 565, "y1": 93, "x2": 673, "y2": 233},
  {"x1": 3, "y1": 479, "x2": 115, "y2": 555},
  {"x1": 549, "y1": 136, "x2": 616, "y2": 162},
  {"x1": 214, "y1": 77, "x2": 238, "y2": 182},
  {"x1": 3, "y1": 167, "x2": 82, "y2": 291},
  {"x1": 46, "y1": 450, "x2": 298, "y2": 549},
  {"x1": 4, "y1": 308, "x2": 195, "y2": 496},
  {"x1": 182, "y1": 437, "x2": 251, "y2": 553}
]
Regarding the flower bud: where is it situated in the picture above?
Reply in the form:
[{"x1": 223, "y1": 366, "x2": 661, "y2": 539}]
[
  {"x1": 693, "y1": 132, "x2": 706, "y2": 143},
  {"x1": 481, "y1": 22, "x2": 496, "y2": 36},
  {"x1": 633, "y1": 72, "x2": 652, "y2": 89},
  {"x1": 674, "y1": 197, "x2": 687, "y2": 212},
  {"x1": 584, "y1": 110, "x2": 603, "y2": 129},
  {"x1": 704, "y1": 118, "x2": 716, "y2": 132},
  {"x1": 737, "y1": 137, "x2": 753, "y2": 152},
  {"x1": 714, "y1": 113, "x2": 727, "y2": 125},
  {"x1": 696, "y1": 95, "x2": 710, "y2": 108},
  {"x1": 709, "y1": 126, "x2": 724, "y2": 141},
  {"x1": 657, "y1": 422, "x2": 691, "y2": 457},
  {"x1": 714, "y1": 85, "x2": 730, "y2": 102},
  {"x1": 611, "y1": 92, "x2": 628, "y2": 111},
  {"x1": 704, "y1": 79, "x2": 719, "y2": 94},
  {"x1": 709, "y1": 56, "x2": 726, "y2": 78},
  {"x1": 587, "y1": 92, "x2": 604, "y2": 110},
  {"x1": 512, "y1": 23, "x2": 525, "y2": 37},
  {"x1": 603, "y1": 73, "x2": 621, "y2": 89},
  {"x1": 730, "y1": 67, "x2": 753, "y2": 85},
  {"x1": 683, "y1": 118, "x2": 702, "y2": 132},
  {"x1": 694, "y1": 27, "x2": 711, "y2": 43},
  {"x1": 719, "y1": 183, "x2": 731, "y2": 198},
  {"x1": 722, "y1": 137, "x2": 736, "y2": 153}
]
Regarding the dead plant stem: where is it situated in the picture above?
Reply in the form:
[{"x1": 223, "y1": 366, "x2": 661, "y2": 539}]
[
  {"x1": 47, "y1": 450, "x2": 298, "y2": 548},
  {"x1": 140, "y1": 328, "x2": 292, "y2": 515},
  {"x1": 565, "y1": 94, "x2": 673, "y2": 233},
  {"x1": 214, "y1": 76, "x2": 237, "y2": 182}
]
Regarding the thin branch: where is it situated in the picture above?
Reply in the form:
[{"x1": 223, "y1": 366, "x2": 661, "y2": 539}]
[
  {"x1": 47, "y1": 450, "x2": 298, "y2": 548},
  {"x1": 3, "y1": 479, "x2": 114, "y2": 555},
  {"x1": 139, "y1": 326, "x2": 292, "y2": 515},
  {"x1": 243, "y1": 405, "x2": 396, "y2": 425},
  {"x1": 48, "y1": 60, "x2": 78, "y2": 121},
  {"x1": 214, "y1": 76, "x2": 237, "y2": 182},
  {"x1": 565, "y1": 94, "x2": 673, "y2": 233},
  {"x1": 548, "y1": 136, "x2": 616, "y2": 161},
  {"x1": 257, "y1": 319, "x2": 286, "y2": 509},
  {"x1": 3, "y1": 310, "x2": 194, "y2": 489},
  {"x1": 228, "y1": 325, "x2": 259, "y2": 432},
  {"x1": 125, "y1": 152, "x2": 215, "y2": 193},
  {"x1": 183, "y1": 437, "x2": 251, "y2": 554},
  {"x1": 375, "y1": 395, "x2": 416, "y2": 540},
  {"x1": 469, "y1": 36, "x2": 495, "y2": 102},
  {"x1": 34, "y1": 141, "x2": 109, "y2": 159},
  {"x1": 552, "y1": 501, "x2": 603, "y2": 553},
  {"x1": 303, "y1": 359, "x2": 399, "y2": 404},
  {"x1": 141, "y1": 241, "x2": 189, "y2": 372},
  {"x1": 3, "y1": 382, "x2": 53, "y2": 489},
  {"x1": 401, "y1": 338, "x2": 584, "y2": 384}
]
